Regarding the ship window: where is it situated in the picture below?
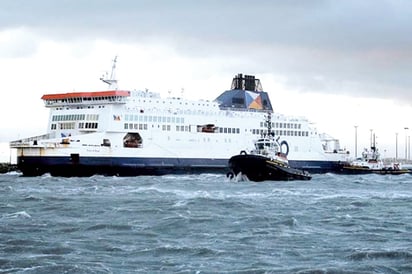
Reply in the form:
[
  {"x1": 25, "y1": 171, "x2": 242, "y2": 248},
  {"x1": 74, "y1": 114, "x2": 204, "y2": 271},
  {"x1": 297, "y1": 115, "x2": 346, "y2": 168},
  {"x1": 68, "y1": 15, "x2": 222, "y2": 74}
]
[
  {"x1": 124, "y1": 123, "x2": 128, "y2": 129},
  {"x1": 236, "y1": 128, "x2": 240, "y2": 134},
  {"x1": 167, "y1": 125, "x2": 170, "y2": 131},
  {"x1": 153, "y1": 116, "x2": 157, "y2": 122},
  {"x1": 228, "y1": 128, "x2": 232, "y2": 134},
  {"x1": 232, "y1": 97, "x2": 244, "y2": 105}
]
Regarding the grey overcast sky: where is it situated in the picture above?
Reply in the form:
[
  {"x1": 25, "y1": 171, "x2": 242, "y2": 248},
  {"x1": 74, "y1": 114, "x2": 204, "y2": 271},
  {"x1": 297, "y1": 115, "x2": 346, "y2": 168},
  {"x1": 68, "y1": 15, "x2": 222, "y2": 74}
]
[
  {"x1": 2, "y1": 0, "x2": 412, "y2": 100},
  {"x1": 1, "y1": 0, "x2": 412, "y2": 156}
]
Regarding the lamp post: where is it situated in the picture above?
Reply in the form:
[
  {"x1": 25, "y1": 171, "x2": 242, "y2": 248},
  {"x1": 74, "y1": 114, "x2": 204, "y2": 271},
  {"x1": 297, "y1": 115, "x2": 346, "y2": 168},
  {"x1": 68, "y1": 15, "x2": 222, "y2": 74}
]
[
  {"x1": 395, "y1": 132, "x2": 398, "y2": 161},
  {"x1": 354, "y1": 125, "x2": 358, "y2": 158},
  {"x1": 370, "y1": 129, "x2": 373, "y2": 147},
  {"x1": 405, "y1": 127, "x2": 409, "y2": 160}
]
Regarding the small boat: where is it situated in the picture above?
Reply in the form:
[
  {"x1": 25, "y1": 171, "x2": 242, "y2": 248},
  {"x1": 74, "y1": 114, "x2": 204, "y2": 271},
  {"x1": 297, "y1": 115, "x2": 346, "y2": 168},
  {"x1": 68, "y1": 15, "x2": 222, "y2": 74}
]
[
  {"x1": 228, "y1": 114, "x2": 312, "y2": 182},
  {"x1": 339, "y1": 134, "x2": 409, "y2": 175}
]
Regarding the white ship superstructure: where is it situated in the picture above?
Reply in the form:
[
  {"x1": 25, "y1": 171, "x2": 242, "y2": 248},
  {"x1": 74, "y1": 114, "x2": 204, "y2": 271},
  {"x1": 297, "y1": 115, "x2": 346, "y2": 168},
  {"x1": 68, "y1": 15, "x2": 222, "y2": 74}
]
[{"x1": 11, "y1": 59, "x2": 350, "y2": 176}]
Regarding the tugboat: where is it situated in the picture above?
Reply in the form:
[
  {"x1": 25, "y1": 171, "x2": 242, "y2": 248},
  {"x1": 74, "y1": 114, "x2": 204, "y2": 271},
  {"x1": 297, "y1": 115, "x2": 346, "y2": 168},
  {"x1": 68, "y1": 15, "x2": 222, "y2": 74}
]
[
  {"x1": 228, "y1": 113, "x2": 312, "y2": 182},
  {"x1": 340, "y1": 133, "x2": 409, "y2": 175}
]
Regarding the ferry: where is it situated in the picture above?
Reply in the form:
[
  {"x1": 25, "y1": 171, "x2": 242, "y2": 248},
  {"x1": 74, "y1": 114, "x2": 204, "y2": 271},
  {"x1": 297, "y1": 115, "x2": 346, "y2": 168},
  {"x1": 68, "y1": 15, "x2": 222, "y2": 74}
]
[{"x1": 10, "y1": 57, "x2": 350, "y2": 176}]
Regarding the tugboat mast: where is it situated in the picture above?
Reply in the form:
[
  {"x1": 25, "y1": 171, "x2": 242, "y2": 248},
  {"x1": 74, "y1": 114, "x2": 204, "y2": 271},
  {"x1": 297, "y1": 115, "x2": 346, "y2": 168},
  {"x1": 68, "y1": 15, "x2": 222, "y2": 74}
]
[
  {"x1": 100, "y1": 56, "x2": 118, "y2": 90},
  {"x1": 265, "y1": 112, "x2": 272, "y2": 137}
]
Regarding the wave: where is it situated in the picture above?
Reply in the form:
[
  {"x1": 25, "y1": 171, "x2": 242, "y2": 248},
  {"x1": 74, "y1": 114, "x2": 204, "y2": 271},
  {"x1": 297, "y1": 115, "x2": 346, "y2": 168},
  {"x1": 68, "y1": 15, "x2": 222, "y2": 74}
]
[
  {"x1": 85, "y1": 224, "x2": 134, "y2": 231},
  {"x1": 349, "y1": 249, "x2": 412, "y2": 261},
  {"x1": 1, "y1": 210, "x2": 31, "y2": 219}
]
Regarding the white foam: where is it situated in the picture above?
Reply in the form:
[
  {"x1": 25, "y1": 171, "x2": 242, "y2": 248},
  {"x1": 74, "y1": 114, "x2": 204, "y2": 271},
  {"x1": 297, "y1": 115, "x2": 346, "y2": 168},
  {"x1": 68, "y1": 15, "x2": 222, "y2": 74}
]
[{"x1": 2, "y1": 210, "x2": 32, "y2": 219}]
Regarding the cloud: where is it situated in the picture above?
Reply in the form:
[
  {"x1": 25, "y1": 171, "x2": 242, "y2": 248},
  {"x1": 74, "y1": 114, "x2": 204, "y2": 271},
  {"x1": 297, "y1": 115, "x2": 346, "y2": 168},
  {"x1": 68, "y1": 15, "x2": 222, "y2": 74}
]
[
  {"x1": 0, "y1": 28, "x2": 39, "y2": 58},
  {"x1": 1, "y1": 0, "x2": 412, "y2": 103}
]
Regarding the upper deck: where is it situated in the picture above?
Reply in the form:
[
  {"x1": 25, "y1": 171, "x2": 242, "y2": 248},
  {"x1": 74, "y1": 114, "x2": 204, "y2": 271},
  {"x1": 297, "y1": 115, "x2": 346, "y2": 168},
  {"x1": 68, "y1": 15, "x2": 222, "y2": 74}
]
[{"x1": 42, "y1": 90, "x2": 130, "y2": 107}]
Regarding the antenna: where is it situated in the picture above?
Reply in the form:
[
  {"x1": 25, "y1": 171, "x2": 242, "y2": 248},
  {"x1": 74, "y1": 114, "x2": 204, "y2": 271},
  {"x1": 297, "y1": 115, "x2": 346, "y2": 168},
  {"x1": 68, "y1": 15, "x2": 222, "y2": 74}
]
[{"x1": 100, "y1": 56, "x2": 118, "y2": 90}]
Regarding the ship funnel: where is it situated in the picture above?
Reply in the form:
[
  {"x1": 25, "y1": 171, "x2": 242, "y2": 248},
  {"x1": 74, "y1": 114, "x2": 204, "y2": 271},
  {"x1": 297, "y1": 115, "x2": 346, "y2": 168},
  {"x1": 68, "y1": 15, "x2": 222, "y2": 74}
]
[{"x1": 231, "y1": 73, "x2": 263, "y2": 92}]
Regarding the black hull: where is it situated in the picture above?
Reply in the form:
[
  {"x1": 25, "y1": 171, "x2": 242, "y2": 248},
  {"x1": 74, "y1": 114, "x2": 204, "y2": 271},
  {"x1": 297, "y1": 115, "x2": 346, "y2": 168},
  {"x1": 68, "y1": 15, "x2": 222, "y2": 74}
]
[
  {"x1": 228, "y1": 154, "x2": 311, "y2": 182},
  {"x1": 16, "y1": 154, "x2": 343, "y2": 177},
  {"x1": 17, "y1": 156, "x2": 228, "y2": 177},
  {"x1": 339, "y1": 166, "x2": 410, "y2": 175}
]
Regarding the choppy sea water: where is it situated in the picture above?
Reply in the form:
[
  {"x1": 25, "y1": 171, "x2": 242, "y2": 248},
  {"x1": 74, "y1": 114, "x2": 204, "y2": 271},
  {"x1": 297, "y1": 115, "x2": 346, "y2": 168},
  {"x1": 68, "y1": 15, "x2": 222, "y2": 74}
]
[{"x1": 1, "y1": 173, "x2": 411, "y2": 273}]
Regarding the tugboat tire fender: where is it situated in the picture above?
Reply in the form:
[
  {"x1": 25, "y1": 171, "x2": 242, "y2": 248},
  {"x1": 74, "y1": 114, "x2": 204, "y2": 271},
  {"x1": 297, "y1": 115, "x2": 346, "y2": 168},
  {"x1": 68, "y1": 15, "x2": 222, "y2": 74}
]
[
  {"x1": 226, "y1": 172, "x2": 234, "y2": 179},
  {"x1": 240, "y1": 150, "x2": 247, "y2": 155},
  {"x1": 280, "y1": 141, "x2": 289, "y2": 156}
]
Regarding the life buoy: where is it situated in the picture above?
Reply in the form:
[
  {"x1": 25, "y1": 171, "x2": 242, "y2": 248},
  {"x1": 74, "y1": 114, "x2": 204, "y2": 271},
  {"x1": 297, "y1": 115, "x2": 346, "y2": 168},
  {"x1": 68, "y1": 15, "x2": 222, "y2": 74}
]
[
  {"x1": 240, "y1": 150, "x2": 247, "y2": 155},
  {"x1": 280, "y1": 140, "x2": 289, "y2": 156}
]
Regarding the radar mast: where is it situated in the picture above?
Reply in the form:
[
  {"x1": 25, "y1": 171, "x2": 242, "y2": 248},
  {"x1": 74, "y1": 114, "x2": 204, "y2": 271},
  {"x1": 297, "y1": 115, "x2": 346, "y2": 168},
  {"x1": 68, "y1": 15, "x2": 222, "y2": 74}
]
[{"x1": 100, "y1": 56, "x2": 118, "y2": 90}]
